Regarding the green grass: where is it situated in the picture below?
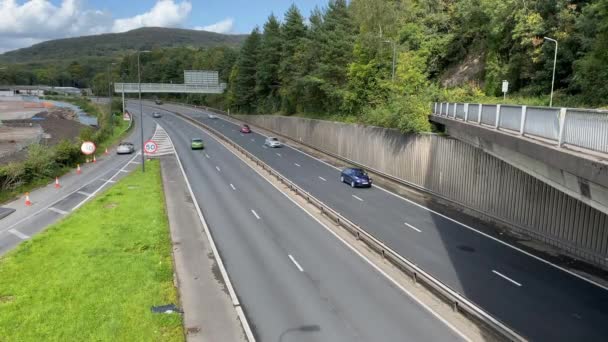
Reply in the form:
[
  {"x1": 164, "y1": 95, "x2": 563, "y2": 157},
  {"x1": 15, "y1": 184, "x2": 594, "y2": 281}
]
[{"x1": 0, "y1": 160, "x2": 184, "y2": 342}]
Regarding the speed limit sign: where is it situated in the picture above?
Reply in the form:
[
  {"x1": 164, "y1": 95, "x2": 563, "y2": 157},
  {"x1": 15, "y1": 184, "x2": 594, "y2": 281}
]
[
  {"x1": 81, "y1": 141, "x2": 96, "y2": 155},
  {"x1": 144, "y1": 140, "x2": 158, "y2": 154}
]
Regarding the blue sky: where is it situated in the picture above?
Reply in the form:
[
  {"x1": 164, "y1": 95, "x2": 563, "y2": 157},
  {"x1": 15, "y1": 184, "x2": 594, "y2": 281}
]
[{"x1": 0, "y1": 0, "x2": 329, "y2": 53}]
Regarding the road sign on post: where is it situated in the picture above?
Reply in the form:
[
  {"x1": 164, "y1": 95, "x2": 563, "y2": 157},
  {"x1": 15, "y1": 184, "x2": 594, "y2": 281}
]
[
  {"x1": 502, "y1": 80, "x2": 509, "y2": 100},
  {"x1": 81, "y1": 141, "x2": 96, "y2": 155},
  {"x1": 123, "y1": 111, "x2": 131, "y2": 121},
  {"x1": 144, "y1": 140, "x2": 158, "y2": 154}
]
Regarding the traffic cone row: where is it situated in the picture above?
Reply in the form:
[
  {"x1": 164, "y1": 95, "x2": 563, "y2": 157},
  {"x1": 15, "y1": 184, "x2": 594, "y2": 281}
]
[
  {"x1": 55, "y1": 177, "x2": 61, "y2": 188},
  {"x1": 24, "y1": 192, "x2": 31, "y2": 206},
  {"x1": 76, "y1": 164, "x2": 81, "y2": 174},
  {"x1": 93, "y1": 155, "x2": 97, "y2": 163},
  {"x1": 104, "y1": 148, "x2": 109, "y2": 155}
]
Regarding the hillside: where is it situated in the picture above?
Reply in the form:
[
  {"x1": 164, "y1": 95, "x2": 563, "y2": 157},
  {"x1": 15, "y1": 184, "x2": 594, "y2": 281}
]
[{"x1": 0, "y1": 27, "x2": 247, "y2": 63}]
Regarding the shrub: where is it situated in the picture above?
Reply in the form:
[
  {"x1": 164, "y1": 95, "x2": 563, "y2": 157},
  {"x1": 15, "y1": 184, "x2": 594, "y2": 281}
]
[{"x1": 54, "y1": 139, "x2": 81, "y2": 166}]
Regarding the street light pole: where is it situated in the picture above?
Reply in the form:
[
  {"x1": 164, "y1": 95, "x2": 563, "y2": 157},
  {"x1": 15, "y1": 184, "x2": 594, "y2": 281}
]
[
  {"x1": 543, "y1": 37, "x2": 558, "y2": 107},
  {"x1": 107, "y1": 63, "x2": 115, "y2": 137},
  {"x1": 383, "y1": 40, "x2": 396, "y2": 82}
]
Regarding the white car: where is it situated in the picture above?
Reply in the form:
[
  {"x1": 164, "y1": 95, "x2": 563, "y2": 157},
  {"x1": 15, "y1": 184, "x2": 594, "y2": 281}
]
[
  {"x1": 264, "y1": 137, "x2": 282, "y2": 148},
  {"x1": 116, "y1": 142, "x2": 135, "y2": 154},
  {"x1": 208, "y1": 114, "x2": 217, "y2": 119}
]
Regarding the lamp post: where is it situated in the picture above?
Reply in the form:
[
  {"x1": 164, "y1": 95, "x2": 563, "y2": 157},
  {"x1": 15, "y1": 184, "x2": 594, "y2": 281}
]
[
  {"x1": 543, "y1": 37, "x2": 558, "y2": 107},
  {"x1": 137, "y1": 50, "x2": 151, "y2": 172},
  {"x1": 383, "y1": 40, "x2": 396, "y2": 82},
  {"x1": 107, "y1": 63, "x2": 116, "y2": 136}
]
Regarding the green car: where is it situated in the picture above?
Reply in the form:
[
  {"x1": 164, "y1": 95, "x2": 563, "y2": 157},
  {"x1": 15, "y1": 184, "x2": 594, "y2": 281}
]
[{"x1": 191, "y1": 138, "x2": 204, "y2": 150}]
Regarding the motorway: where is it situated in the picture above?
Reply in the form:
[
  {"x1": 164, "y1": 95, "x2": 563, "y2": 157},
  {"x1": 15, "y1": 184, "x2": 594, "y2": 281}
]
[
  {"x1": 151, "y1": 102, "x2": 608, "y2": 342},
  {"x1": 130, "y1": 103, "x2": 466, "y2": 341},
  {"x1": 0, "y1": 115, "x2": 156, "y2": 255}
]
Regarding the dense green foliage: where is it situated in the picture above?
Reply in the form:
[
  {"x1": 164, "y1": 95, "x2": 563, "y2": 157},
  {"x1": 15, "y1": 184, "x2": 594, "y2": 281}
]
[
  {"x1": 0, "y1": 27, "x2": 245, "y2": 89},
  {"x1": 225, "y1": 0, "x2": 608, "y2": 132}
]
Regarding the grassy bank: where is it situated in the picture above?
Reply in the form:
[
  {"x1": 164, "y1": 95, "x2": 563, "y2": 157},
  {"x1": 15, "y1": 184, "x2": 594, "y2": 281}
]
[
  {"x1": 0, "y1": 160, "x2": 183, "y2": 341},
  {"x1": 0, "y1": 97, "x2": 131, "y2": 204}
]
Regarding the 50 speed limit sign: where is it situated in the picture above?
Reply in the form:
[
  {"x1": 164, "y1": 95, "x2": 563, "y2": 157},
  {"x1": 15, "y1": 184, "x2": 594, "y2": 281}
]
[
  {"x1": 81, "y1": 141, "x2": 96, "y2": 155},
  {"x1": 144, "y1": 140, "x2": 158, "y2": 154}
]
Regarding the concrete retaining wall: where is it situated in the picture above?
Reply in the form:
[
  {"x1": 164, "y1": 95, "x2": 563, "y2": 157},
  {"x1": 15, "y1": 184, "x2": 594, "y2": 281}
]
[{"x1": 235, "y1": 114, "x2": 608, "y2": 268}]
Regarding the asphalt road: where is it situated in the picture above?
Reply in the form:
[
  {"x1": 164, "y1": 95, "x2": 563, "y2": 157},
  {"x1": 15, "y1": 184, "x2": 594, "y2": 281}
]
[
  {"x1": 0, "y1": 114, "x2": 156, "y2": 255},
  {"x1": 132, "y1": 104, "x2": 466, "y2": 342},
  {"x1": 156, "y1": 102, "x2": 608, "y2": 342}
]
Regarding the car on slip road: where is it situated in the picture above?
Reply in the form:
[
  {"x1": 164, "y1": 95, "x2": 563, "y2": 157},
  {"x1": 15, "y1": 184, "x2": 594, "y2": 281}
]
[
  {"x1": 116, "y1": 142, "x2": 135, "y2": 154},
  {"x1": 208, "y1": 114, "x2": 217, "y2": 119},
  {"x1": 340, "y1": 168, "x2": 372, "y2": 188},
  {"x1": 155, "y1": 99, "x2": 163, "y2": 105},
  {"x1": 191, "y1": 138, "x2": 205, "y2": 150},
  {"x1": 152, "y1": 112, "x2": 162, "y2": 118},
  {"x1": 240, "y1": 124, "x2": 251, "y2": 133},
  {"x1": 264, "y1": 137, "x2": 282, "y2": 148}
]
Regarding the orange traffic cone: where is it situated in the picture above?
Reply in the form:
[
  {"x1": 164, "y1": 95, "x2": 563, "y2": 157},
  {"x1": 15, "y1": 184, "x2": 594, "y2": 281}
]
[
  {"x1": 93, "y1": 155, "x2": 97, "y2": 163},
  {"x1": 85, "y1": 158, "x2": 89, "y2": 163},
  {"x1": 76, "y1": 164, "x2": 81, "y2": 174},
  {"x1": 55, "y1": 177, "x2": 61, "y2": 188},
  {"x1": 25, "y1": 192, "x2": 32, "y2": 206},
  {"x1": 104, "y1": 148, "x2": 109, "y2": 155}
]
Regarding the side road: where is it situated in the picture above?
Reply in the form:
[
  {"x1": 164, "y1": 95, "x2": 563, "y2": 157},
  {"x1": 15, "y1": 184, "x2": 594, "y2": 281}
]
[{"x1": 160, "y1": 154, "x2": 246, "y2": 342}]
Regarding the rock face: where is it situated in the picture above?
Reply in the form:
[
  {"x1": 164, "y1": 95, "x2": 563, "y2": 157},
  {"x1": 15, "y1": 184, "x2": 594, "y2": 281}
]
[{"x1": 440, "y1": 50, "x2": 485, "y2": 88}]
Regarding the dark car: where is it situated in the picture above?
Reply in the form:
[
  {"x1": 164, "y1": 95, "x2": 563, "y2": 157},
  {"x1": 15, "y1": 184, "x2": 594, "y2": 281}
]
[
  {"x1": 340, "y1": 168, "x2": 372, "y2": 188},
  {"x1": 240, "y1": 124, "x2": 251, "y2": 133},
  {"x1": 155, "y1": 99, "x2": 163, "y2": 105}
]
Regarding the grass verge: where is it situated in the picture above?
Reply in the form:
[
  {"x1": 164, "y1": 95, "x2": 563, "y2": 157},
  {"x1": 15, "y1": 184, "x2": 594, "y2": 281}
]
[{"x1": 0, "y1": 160, "x2": 183, "y2": 341}]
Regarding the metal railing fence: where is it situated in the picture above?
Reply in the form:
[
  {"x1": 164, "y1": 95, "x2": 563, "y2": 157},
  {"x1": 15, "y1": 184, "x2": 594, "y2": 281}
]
[{"x1": 433, "y1": 102, "x2": 608, "y2": 154}]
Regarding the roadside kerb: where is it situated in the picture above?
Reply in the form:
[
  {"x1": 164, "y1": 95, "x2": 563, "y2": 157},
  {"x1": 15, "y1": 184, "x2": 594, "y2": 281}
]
[{"x1": 158, "y1": 104, "x2": 526, "y2": 342}]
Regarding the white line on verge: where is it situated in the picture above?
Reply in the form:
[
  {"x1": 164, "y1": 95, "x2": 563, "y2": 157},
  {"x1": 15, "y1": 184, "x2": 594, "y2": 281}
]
[
  {"x1": 216, "y1": 166, "x2": 221, "y2": 172},
  {"x1": 288, "y1": 254, "x2": 304, "y2": 272},
  {"x1": 230, "y1": 183, "x2": 236, "y2": 191},
  {"x1": 251, "y1": 209, "x2": 260, "y2": 220},
  {"x1": 318, "y1": 176, "x2": 327, "y2": 182},
  {"x1": 492, "y1": 270, "x2": 522, "y2": 287},
  {"x1": 404, "y1": 222, "x2": 422, "y2": 232},
  {"x1": 48, "y1": 207, "x2": 68, "y2": 215},
  {"x1": 294, "y1": 163, "x2": 301, "y2": 167},
  {"x1": 352, "y1": 195, "x2": 364, "y2": 202},
  {"x1": 77, "y1": 191, "x2": 92, "y2": 196},
  {"x1": 9, "y1": 229, "x2": 30, "y2": 240},
  {"x1": 205, "y1": 153, "x2": 210, "y2": 158}
]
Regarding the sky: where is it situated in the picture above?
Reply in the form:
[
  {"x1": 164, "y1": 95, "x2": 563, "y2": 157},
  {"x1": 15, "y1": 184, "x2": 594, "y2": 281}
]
[{"x1": 0, "y1": 0, "x2": 329, "y2": 53}]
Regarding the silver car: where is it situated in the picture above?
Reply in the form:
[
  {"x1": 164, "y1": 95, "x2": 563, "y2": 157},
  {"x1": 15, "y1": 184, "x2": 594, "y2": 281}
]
[
  {"x1": 208, "y1": 114, "x2": 217, "y2": 119},
  {"x1": 152, "y1": 112, "x2": 162, "y2": 118},
  {"x1": 116, "y1": 142, "x2": 135, "y2": 154},
  {"x1": 264, "y1": 137, "x2": 282, "y2": 148}
]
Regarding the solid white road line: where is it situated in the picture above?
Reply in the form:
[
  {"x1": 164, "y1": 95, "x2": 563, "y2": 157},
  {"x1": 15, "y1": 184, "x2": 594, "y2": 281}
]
[
  {"x1": 492, "y1": 270, "x2": 522, "y2": 287},
  {"x1": 318, "y1": 176, "x2": 327, "y2": 182},
  {"x1": 288, "y1": 254, "x2": 304, "y2": 272},
  {"x1": 129, "y1": 161, "x2": 141, "y2": 164},
  {"x1": 216, "y1": 166, "x2": 221, "y2": 172},
  {"x1": 352, "y1": 195, "x2": 364, "y2": 202},
  {"x1": 99, "y1": 179, "x2": 116, "y2": 183},
  {"x1": 251, "y1": 209, "x2": 261, "y2": 220},
  {"x1": 294, "y1": 163, "x2": 301, "y2": 167},
  {"x1": 118, "y1": 169, "x2": 129, "y2": 173},
  {"x1": 404, "y1": 222, "x2": 422, "y2": 232},
  {"x1": 48, "y1": 207, "x2": 68, "y2": 215},
  {"x1": 230, "y1": 183, "x2": 236, "y2": 191},
  {"x1": 205, "y1": 153, "x2": 210, "y2": 158},
  {"x1": 9, "y1": 229, "x2": 30, "y2": 240},
  {"x1": 77, "y1": 191, "x2": 92, "y2": 196}
]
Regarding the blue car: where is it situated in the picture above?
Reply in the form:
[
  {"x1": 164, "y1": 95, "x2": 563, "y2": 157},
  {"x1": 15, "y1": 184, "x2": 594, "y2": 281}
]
[{"x1": 340, "y1": 168, "x2": 372, "y2": 188}]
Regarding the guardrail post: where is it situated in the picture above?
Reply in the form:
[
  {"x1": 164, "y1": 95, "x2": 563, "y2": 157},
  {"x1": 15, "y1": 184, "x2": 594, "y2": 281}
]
[
  {"x1": 464, "y1": 103, "x2": 469, "y2": 121},
  {"x1": 445, "y1": 103, "x2": 449, "y2": 117},
  {"x1": 495, "y1": 104, "x2": 501, "y2": 129},
  {"x1": 519, "y1": 105, "x2": 527, "y2": 136},
  {"x1": 477, "y1": 104, "x2": 482, "y2": 124},
  {"x1": 452, "y1": 103, "x2": 457, "y2": 118},
  {"x1": 434, "y1": 102, "x2": 437, "y2": 115},
  {"x1": 557, "y1": 108, "x2": 567, "y2": 147}
]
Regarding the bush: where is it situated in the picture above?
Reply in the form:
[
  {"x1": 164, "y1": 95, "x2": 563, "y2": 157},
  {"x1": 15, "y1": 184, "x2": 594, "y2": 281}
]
[
  {"x1": 54, "y1": 139, "x2": 81, "y2": 166},
  {"x1": 22, "y1": 144, "x2": 58, "y2": 181},
  {"x1": 0, "y1": 162, "x2": 26, "y2": 191}
]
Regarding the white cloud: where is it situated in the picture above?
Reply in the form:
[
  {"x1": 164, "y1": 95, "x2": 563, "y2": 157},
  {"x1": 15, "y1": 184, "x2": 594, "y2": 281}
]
[
  {"x1": 0, "y1": 0, "x2": 192, "y2": 53},
  {"x1": 195, "y1": 18, "x2": 234, "y2": 34},
  {"x1": 112, "y1": 0, "x2": 192, "y2": 33}
]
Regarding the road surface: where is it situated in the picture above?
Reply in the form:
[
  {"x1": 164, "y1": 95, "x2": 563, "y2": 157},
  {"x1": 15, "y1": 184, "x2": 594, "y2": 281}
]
[
  {"x1": 153, "y1": 101, "x2": 608, "y2": 342},
  {"x1": 130, "y1": 103, "x2": 467, "y2": 342}
]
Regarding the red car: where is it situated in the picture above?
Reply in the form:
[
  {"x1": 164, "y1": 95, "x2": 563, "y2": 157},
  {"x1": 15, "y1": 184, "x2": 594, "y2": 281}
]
[{"x1": 240, "y1": 124, "x2": 251, "y2": 133}]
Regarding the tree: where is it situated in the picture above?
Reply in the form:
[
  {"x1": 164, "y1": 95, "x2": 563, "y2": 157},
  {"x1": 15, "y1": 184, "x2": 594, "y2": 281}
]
[
  {"x1": 279, "y1": 5, "x2": 307, "y2": 114},
  {"x1": 255, "y1": 15, "x2": 283, "y2": 113},
  {"x1": 229, "y1": 28, "x2": 261, "y2": 113}
]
